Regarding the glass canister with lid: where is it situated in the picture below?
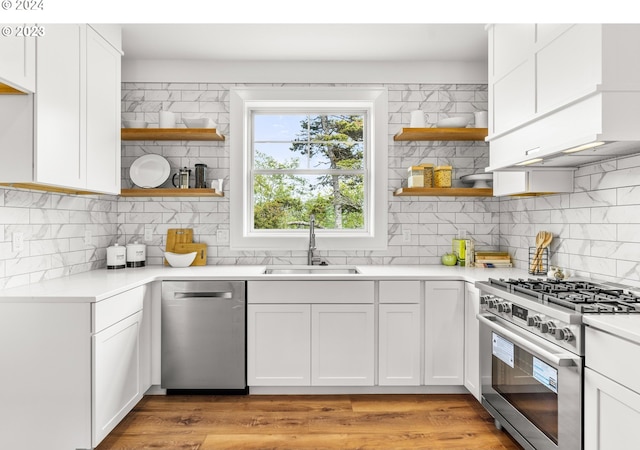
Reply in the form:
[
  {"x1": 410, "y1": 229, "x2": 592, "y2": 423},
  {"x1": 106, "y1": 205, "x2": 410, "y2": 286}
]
[{"x1": 434, "y1": 165, "x2": 452, "y2": 188}]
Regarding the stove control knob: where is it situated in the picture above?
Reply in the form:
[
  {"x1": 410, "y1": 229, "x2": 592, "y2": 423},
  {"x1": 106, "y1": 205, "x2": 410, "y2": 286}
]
[
  {"x1": 555, "y1": 327, "x2": 574, "y2": 342},
  {"x1": 487, "y1": 299, "x2": 499, "y2": 309},
  {"x1": 480, "y1": 295, "x2": 494, "y2": 305},
  {"x1": 527, "y1": 315, "x2": 543, "y2": 328},
  {"x1": 497, "y1": 302, "x2": 511, "y2": 314},
  {"x1": 541, "y1": 321, "x2": 557, "y2": 335}
]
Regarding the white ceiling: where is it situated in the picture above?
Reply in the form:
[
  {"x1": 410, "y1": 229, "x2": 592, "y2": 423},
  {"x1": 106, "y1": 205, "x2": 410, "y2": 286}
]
[{"x1": 121, "y1": 24, "x2": 488, "y2": 63}]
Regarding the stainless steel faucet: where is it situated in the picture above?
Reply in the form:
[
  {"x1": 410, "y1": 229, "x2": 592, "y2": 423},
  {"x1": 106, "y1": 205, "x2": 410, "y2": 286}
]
[{"x1": 308, "y1": 214, "x2": 322, "y2": 265}]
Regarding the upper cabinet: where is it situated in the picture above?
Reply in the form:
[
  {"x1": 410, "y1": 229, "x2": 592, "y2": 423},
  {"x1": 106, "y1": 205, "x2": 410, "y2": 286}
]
[
  {"x1": 0, "y1": 23, "x2": 36, "y2": 94},
  {"x1": 0, "y1": 25, "x2": 122, "y2": 195},
  {"x1": 487, "y1": 24, "x2": 640, "y2": 171}
]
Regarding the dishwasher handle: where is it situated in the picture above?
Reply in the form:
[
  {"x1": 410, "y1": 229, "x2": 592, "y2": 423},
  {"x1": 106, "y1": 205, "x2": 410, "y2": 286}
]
[{"x1": 174, "y1": 291, "x2": 234, "y2": 299}]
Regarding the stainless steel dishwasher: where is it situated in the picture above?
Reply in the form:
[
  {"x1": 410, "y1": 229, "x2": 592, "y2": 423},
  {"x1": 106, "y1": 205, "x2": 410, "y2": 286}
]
[{"x1": 161, "y1": 280, "x2": 247, "y2": 393}]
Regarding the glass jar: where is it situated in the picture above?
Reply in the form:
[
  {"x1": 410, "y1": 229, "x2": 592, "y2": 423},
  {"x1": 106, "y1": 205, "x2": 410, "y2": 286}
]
[
  {"x1": 434, "y1": 165, "x2": 452, "y2": 188},
  {"x1": 420, "y1": 163, "x2": 434, "y2": 188}
]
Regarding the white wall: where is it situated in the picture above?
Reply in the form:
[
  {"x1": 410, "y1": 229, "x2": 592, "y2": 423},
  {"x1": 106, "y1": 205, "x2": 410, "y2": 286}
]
[{"x1": 122, "y1": 60, "x2": 489, "y2": 85}]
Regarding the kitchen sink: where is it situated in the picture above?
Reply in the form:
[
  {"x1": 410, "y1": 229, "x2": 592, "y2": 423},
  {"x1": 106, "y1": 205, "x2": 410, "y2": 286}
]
[{"x1": 263, "y1": 265, "x2": 360, "y2": 275}]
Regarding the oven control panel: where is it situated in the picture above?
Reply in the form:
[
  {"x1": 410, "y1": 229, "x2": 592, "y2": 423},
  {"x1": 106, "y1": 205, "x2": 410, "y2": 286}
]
[{"x1": 480, "y1": 294, "x2": 578, "y2": 346}]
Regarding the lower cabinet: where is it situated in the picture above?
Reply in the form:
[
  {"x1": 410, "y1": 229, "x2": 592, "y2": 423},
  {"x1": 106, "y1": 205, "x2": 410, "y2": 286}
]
[
  {"x1": 584, "y1": 326, "x2": 640, "y2": 450},
  {"x1": 248, "y1": 304, "x2": 311, "y2": 386},
  {"x1": 424, "y1": 281, "x2": 465, "y2": 385},
  {"x1": 312, "y1": 304, "x2": 374, "y2": 386},
  {"x1": 92, "y1": 310, "x2": 143, "y2": 446},
  {"x1": 584, "y1": 368, "x2": 640, "y2": 450},
  {"x1": 247, "y1": 303, "x2": 374, "y2": 386},
  {"x1": 378, "y1": 280, "x2": 422, "y2": 386},
  {"x1": 0, "y1": 285, "x2": 150, "y2": 450},
  {"x1": 464, "y1": 282, "x2": 481, "y2": 401},
  {"x1": 92, "y1": 284, "x2": 149, "y2": 447}
]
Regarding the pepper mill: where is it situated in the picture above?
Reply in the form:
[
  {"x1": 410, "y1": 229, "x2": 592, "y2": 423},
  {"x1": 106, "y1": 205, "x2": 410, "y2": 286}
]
[{"x1": 194, "y1": 163, "x2": 207, "y2": 188}]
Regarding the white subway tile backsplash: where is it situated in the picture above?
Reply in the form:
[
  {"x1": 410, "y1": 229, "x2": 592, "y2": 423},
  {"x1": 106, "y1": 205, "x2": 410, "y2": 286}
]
[{"x1": 4, "y1": 81, "x2": 640, "y2": 290}]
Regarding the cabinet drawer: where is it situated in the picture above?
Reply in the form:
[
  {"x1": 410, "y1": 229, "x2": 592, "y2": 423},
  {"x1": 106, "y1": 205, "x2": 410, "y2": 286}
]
[
  {"x1": 586, "y1": 327, "x2": 640, "y2": 394},
  {"x1": 93, "y1": 286, "x2": 144, "y2": 333},
  {"x1": 247, "y1": 281, "x2": 374, "y2": 304},
  {"x1": 379, "y1": 280, "x2": 421, "y2": 304}
]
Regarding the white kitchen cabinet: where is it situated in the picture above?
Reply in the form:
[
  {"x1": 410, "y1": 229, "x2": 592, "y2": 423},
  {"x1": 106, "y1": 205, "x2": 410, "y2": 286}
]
[
  {"x1": 584, "y1": 368, "x2": 640, "y2": 450},
  {"x1": 0, "y1": 23, "x2": 36, "y2": 93},
  {"x1": 378, "y1": 280, "x2": 421, "y2": 386},
  {"x1": 92, "y1": 285, "x2": 146, "y2": 447},
  {"x1": 584, "y1": 326, "x2": 640, "y2": 449},
  {"x1": 35, "y1": 25, "x2": 85, "y2": 190},
  {"x1": 492, "y1": 169, "x2": 574, "y2": 196},
  {"x1": 247, "y1": 304, "x2": 311, "y2": 386},
  {"x1": 247, "y1": 280, "x2": 375, "y2": 387},
  {"x1": 487, "y1": 24, "x2": 640, "y2": 170},
  {"x1": 312, "y1": 303, "x2": 375, "y2": 386},
  {"x1": 0, "y1": 24, "x2": 121, "y2": 194},
  {"x1": 379, "y1": 303, "x2": 421, "y2": 386},
  {"x1": 464, "y1": 282, "x2": 481, "y2": 401},
  {"x1": 424, "y1": 281, "x2": 464, "y2": 386},
  {"x1": 93, "y1": 310, "x2": 143, "y2": 446},
  {"x1": 86, "y1": 25, "x2": 121, "y2": 194},
  {"x1": 0, "y1": 284, "x2": 149, "y2": 450}
]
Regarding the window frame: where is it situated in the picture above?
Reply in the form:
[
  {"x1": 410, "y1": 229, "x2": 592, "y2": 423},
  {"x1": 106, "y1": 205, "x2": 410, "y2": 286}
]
[{"x1": 230, "y1": 87, "x2": 388, "y2": 251}]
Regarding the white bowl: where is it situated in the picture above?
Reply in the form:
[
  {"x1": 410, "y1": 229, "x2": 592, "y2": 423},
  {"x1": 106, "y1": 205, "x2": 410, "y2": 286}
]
[
  {"x1": 436, "y1": 117, "x2": 470, "y2": 128},
  {"x1": 164, "y1": 251, "x2": 197, "y2": 268},
  {"x1": 183, "y1": 118, "x2": 217, "y2": 128},
  {"x1": 122, "y1": 120, "x2": 148, "y2": 128}
]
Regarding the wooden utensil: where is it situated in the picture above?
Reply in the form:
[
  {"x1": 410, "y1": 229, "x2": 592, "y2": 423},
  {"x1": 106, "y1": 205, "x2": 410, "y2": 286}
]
[
  {"x1": 530, "y1": 231, "x2": 545, "y2": 272},
  {"x1": 538, "y1": 232, "x2": 553, "y2": 272}
]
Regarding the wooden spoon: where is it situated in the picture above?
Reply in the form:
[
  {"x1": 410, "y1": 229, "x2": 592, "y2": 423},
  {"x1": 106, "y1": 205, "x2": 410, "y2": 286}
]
[
  {"x1": 538, "y1": 232, "x2": 553, "y2": 272},
  {"x1": 530, "y1": 231, "x2": 545, "y2": 272}
]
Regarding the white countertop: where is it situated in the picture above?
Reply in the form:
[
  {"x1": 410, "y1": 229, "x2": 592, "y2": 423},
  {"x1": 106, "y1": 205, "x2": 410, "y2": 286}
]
[
  {"x1": 0, "y1": 264, "x2": 528, "y2": 303},
  {"x1": 583, "y1": 314, "x2": 640, "y2": 345}
]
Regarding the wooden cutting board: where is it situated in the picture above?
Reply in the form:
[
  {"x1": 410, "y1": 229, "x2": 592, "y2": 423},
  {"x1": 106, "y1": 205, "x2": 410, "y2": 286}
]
[
  {"x1": 165, "y1": 228, "x2": 193, "y2": 265},
  {"x1": 173, "y1": 243, "x2": 207, "y2": 266}
]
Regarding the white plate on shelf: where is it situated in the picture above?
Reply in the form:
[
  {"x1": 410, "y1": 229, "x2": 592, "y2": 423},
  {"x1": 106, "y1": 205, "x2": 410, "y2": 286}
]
[
  {"x1": 460, "y1": 173, "x2": 493, "y2": 188},
  {"x1": 129, "y1": 154, "x2": 171, "y2": 188}
]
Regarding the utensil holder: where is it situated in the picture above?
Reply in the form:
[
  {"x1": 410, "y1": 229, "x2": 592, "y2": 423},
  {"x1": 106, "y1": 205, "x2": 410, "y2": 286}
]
[{"x1": 529, "y1": 247, "x2": 548, "y2": 275}]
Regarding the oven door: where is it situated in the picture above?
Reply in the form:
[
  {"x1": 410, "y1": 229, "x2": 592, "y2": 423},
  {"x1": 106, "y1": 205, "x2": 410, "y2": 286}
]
[{"x1": 478, "y1": 313, "x2": 582, "y2": 450}]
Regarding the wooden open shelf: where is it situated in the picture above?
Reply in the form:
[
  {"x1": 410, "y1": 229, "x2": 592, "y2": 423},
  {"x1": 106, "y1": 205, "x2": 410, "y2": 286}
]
[
  {"x1": 0, "y1": 83, "x2": 28, "y2": 95},
  {"x1": 120, "y1": 188, "x2": 223, "y2": 197},
  {"x1": 121, "y1": 128, "x2": 225, "y2": 141},
  {"x1": 393, "y1": 187, "x2": 493, "y2": 197},
  {"x1": 394, "y1": 127, "x2": 488, "y2": 141}
]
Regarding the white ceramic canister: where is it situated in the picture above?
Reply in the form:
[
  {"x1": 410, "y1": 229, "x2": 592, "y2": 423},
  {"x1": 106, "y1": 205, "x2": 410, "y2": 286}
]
[
  {"x1": 159, "y1": 110, "x2": 176, "y2": 128},
  {"x1": 410, "y1": 110, "x2": 427, "y2": 128},
  {"x1": 106, "y1": 243, "x2": 126, "y2": 270},
  {"x1": 126, "y1": 241, "x2": 146, "y2": 268},
  {"x1": 474, "y1": 111, "x2": 488, "y2": 128}
]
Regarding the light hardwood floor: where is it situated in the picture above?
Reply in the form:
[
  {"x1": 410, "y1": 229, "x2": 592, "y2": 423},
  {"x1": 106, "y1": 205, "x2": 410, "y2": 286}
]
[{"x1": 97, "y1": 394, "x2": 523, "y2": 450}]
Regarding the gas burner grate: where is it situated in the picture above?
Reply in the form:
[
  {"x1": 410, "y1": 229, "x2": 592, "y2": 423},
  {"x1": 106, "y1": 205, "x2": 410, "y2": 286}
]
[{"x1": 487, "y1": 277, "x2": 640, "y2": 314}]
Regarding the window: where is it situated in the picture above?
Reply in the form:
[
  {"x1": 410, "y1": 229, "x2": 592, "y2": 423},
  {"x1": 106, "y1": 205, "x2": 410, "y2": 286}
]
[{"x1": 230, "y1": 87, "x2": 388, "y2": 251}]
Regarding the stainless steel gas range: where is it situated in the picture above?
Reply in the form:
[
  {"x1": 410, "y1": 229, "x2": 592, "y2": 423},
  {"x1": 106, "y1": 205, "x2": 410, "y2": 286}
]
[{"x1": 475, "y1": 277, "x2": 640, "y2": 450}]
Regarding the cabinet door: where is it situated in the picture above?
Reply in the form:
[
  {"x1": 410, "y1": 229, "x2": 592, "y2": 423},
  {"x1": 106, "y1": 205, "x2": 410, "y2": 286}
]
[
  {"x1": 584, "y1": 368, "x2": 640, "y2": 450},
  {"x1": 35, "y1": 25, "x2": 85, "y2": 189},
  {"x1": 0, "y1": 24, "x2": 36, "y2": 93},
  {"x1": 311, "y1": 304, "x2": 374, "y2": 386},
  {"x1": 464, "y1": 283, "x2": 480, "y2": 401},
  {"x1": 247, "y1": 304, "x2": 311, "y2": 386},
  {"x1": 424, "y1": 281, "x2": 464, "y2": 385},
  {"x1": 92, "y1": 311, "x2": 143, "y2": 447},
  {"x1": 379, "y1": 303, "x2": 421, "y2": 386},
  {"x1": 86, "y1": 25, "x2": 121, "y2": 194}
]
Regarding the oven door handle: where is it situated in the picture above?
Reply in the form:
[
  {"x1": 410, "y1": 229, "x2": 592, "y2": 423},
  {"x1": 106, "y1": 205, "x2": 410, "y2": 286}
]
[{"x1": 477, "y1": 313, "x2": 577, "y2": 367}]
